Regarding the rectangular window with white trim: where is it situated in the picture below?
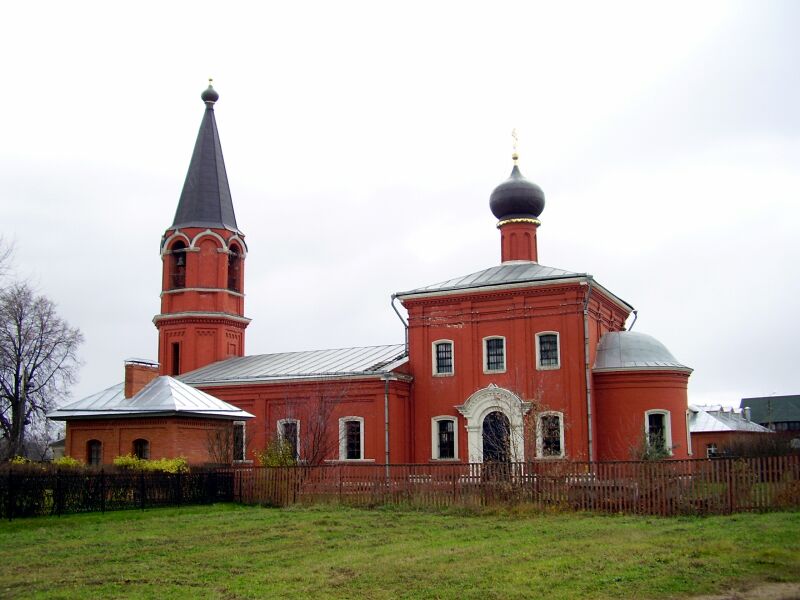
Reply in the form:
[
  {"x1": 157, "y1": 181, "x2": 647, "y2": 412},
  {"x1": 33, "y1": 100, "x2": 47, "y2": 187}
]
[
  {"x1": 432, "y1": 340, "x2": 454, "y2": 375},
  {"x1": 339, "y1": 417, "x2": 364, "y2": 460},
  {"x1": 537, "y1": 412, "x2": 565, "y2": 458},
  {"x1": 233, "y1": 421, "x2": 246, "y2": 462},
  {"x1": 645, "y1": 410, "x2": 672, "y2": 456},
  {"x1": 484, "y1": 336, "x2": 506, "y2": 373},
  {"x1": 278, "y1": 419, "x2": 300, "y2": 460},
  {"x1": 536, "y1": 332, "x2": 560, "y2": 369},
  {"x1": 431, "y1": 417, "x2": 458, "y2": 460}
]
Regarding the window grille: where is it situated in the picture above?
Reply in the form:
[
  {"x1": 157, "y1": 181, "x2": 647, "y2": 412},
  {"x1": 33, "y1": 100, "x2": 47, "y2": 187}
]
[
  {"x1": 233, "y1": 422, "x2": 245, "y2": 461},
  {"x1": 87, "y1": 440, "x2": 102, "y2": 466},
  {"x1": 538, "y1": 334, "x2": 559, "y2": 367},
  {"x1": 281, "y1": 421, "x2": 299, "y2": 459},
  {"x1": 486, "y1": 338, "x2": 505, "y2": 371},
  {"x1": 435, "y1": 342, "x2": 453, "y2": 374},
  {"x1": 541, "y1": 415, "x2": 562, "y2": 456},
  {"x1": 133, "y1": 439, "x2": 150, "y2": 460},
  {"x1": 437, "y1": 420, "x2": 455, "y2": 459},
  {"x1": 345, "y1": 421, "x2": 361, "y2": 460},
  {"x1": 648, "y1": 413, "x2": 666, "y2": 451}
]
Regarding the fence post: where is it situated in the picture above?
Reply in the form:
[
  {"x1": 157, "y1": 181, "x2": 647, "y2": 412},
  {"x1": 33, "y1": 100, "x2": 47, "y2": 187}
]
[
  {"x1": 100, "y1": 469, "x2": 105, "y2": 514},
  {"x1": 176, "y1": 471, "x2": 182, "y2": 506},
  {"x1": 726, "y1": 459, "x2": 734, "y2": 515},
  {"x1": 139, "y1": 471, "x2": 146, "y2": 511},
  {"x1": 7, "y1": 469, "x2": 13, "y2": 521},
  {"x1": 54, "y1": 468, "x2": 61, "y2": 517}
]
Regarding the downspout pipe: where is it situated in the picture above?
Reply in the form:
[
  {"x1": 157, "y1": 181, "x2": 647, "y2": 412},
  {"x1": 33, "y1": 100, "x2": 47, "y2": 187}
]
[
  {"x1": 628, "y1": 309, "x2": 639, "y2": 331},
  {"x1": 582, "y1": 277, "x2": 595, "y2": 463},
  {"x1": 390, "y1": 294, "x2": 409, "y2": 353},
  {"x1": 383, "y1": 375, "x2": 391, "y2": 477}
]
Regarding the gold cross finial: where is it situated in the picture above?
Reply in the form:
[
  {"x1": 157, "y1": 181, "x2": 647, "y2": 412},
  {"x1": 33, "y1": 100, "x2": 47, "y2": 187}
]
[{"x1": 511, "y1": 128, "x2": 519, "y2": 164}]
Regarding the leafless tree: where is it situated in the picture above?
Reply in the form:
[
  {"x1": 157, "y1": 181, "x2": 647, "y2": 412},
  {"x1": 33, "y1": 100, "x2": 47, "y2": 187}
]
[
  {"x1": 0, "y1": 281, "x2": 83, "y2": 460},
  {"x1": 268, "y1": 381, "x2": 352, "y2": 466},
  {"x1": 206, "y1": 420, "x2": 255, "y2": 465}
]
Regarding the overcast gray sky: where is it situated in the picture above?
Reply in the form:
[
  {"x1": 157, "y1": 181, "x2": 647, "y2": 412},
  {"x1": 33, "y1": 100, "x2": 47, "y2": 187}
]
[{"x1": 2, "y1": 1, "x2": 798, "y2": 407}]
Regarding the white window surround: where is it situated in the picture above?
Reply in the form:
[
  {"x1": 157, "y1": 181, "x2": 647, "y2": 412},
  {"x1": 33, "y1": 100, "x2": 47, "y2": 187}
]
[
  {"x1": 338, "y1": 416, "x2": 365, "y2": 461},
  {"x1": 482, "y1": 336, "x2": 507, "y2": 373},
  {"x1": 706, "y1": 443, "x2": 718, "y2": 458},
  {"x1": 431, "y1": 339, "x2": 455, "y2": 376},
  {"x1": 535, "y1": 331, "x2": 561, "y2": 370},
  {"x1": 233, "y1": 420, "x2": 246, "y2": 462},
  {"x1": 685, "y1": 410, "x2": 693, "y2": 456},
  {"x1": 431, "y1": 416, "x2": 459, "y2": 460},
  {"x1": 456, "y1": 384, "x2": 531, "y2": 463},
  {"x1": 277, "y1": 418, "x2": 300, "y2": 460},
  {"x1": 536, "y1": 411, "x2": 565, "y2": 459},
  {"x1": 644, "y1": 409, "x2": 673, "y2": 456}
]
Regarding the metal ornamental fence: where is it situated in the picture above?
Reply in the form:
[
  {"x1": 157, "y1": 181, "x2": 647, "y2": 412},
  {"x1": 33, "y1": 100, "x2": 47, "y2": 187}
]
[
  {"x1": 1, "y1": 467, "x2": 234, "y2": 519},
  {"x1": 233, "y1": 456, "x2": 800, "y2": 516}
]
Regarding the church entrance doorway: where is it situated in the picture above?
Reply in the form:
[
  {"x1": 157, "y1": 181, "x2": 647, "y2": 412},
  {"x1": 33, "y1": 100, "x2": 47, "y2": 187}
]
[{"x1": 482, "y1": 411, "x2": 511, "y2": 463}]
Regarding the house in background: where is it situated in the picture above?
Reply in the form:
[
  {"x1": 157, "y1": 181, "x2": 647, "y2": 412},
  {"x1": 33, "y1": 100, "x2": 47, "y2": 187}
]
[
  {"x1": 741, "y1": 395, "x2": 800, "y2": 436},
  {"x1": 50, "y1": 84, "x2": 695, "y2": 465},
  {"x1": 688, "y1": 405, "x2": 772, "y2": 458}
]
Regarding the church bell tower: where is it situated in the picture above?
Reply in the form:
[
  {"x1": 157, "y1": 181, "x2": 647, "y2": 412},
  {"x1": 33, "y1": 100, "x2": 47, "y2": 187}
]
[{"x1": 154, "y1": 82, "x2": 250, "y2": 376}]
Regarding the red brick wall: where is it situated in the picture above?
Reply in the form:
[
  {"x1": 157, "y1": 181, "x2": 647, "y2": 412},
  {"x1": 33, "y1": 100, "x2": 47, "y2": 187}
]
[
  {"x1": 594, "y1": 370, "x2": 691, "y2": 461},
  {"x1": 65, "y1": 417, "x2": 235, "y2": 464}
]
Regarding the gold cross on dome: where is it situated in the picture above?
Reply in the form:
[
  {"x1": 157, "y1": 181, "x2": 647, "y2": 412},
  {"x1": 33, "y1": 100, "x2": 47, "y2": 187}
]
[{"x1": 511, "y1": 128, "x2": 519, "y2": 164}]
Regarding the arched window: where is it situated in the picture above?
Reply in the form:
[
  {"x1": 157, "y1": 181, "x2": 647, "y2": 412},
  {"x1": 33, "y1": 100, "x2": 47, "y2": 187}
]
[
  {"x1": 170, "y1": 241, "x2": 187, "y2": 289},
  {"x1": 86, "y1": 440, "x2": 102, "y2": 466},
  {"x1": 133, "y1": 438, "x2": 150, "y2": 460},
  {"x1": 227, "y1": 244, "x2": 241, "y2": 292}
]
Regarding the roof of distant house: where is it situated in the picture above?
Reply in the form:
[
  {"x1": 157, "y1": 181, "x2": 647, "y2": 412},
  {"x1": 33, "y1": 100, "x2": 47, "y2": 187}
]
[
  {"x1": 740, "y1": 395, "x2": 800, "y2": 424},
  {"x1": 689, "y1": 405, "x2": 772, "y2": 434},
  {"x1": 179, "y1": 344, "x2": 409, "y2": 386},
  {"x1": 48, "y1": 376, "x2": 254, "y2": 420}
]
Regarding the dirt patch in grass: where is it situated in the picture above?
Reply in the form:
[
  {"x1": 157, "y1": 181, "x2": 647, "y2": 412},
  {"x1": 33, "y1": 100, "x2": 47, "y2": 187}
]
[{"x1": 691, "y1": 583, "x2": 800, "y2": 600}]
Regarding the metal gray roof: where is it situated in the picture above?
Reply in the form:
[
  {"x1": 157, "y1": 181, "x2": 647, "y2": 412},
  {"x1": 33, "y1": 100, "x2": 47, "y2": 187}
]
[
  {"x1": 740, "y1": 395, "x2": 800, "y2": 425},
  {"x1": 689, "y1": 405, "x2": 772, "y2": 434},
  {"x1": 179, "y1": 344, "x2": 408, "y2": 385},
  {"x1": 396, "y1": 261, "x2": 584, "y2": 298},
  {"x1": 171, "y1": 95, "x2": 239, "y2": 233},
  {"x1": 48, "y1": 376, "x2": 254, "y2": 421},
  {"x1": 593, "y1": 331, "x2": 692, "y2": 373}
]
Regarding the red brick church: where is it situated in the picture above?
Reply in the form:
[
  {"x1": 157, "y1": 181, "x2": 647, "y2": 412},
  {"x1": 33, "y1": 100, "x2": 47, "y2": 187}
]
[{"x1": 50, "y1": 84, "x2": 694, "y2": 465}]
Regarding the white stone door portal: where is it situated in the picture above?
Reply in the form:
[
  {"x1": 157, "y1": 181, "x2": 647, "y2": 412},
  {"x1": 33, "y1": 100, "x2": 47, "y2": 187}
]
[{"x1": 456, "y1": 384, "x2": 532, "y2": 463}]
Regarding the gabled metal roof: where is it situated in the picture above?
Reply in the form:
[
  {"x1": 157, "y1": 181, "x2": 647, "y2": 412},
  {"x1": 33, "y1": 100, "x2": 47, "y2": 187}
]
[
  {"x1": 179, "y1": 344, "x2": 408, "y2": 386},
  {"x1": 395, "y1": 261, "x2": 583, "y2": 298},
  {"x1": 740, "y1": 395, "x2": 800, "y2": 424},
  {"x1": 171, "y1": 93, "x2": 239, "y2": 233},
  {"x1": 593, "y1": 331, "x2": 692, "y2": 373},
  {"x1": 689, "y1": 405, "x2": 772, "y2": 434},
  {"x1": 48, "y1": 376, "x2": 254, "y2": 421}
]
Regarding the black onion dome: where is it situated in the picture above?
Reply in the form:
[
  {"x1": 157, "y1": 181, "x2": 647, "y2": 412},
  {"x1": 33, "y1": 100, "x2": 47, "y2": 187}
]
[
  {"x1": 201, "y1": 83, "x2": 219, "y2": 104},
  {"x1": 489, "y1": 164, "x2": 545, "y2": 221}
]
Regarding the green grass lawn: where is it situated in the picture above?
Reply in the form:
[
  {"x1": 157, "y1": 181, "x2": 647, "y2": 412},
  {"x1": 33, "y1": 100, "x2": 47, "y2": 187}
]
[{"x1": 1, "y1": 504, "x2": 798, "y2": 599}]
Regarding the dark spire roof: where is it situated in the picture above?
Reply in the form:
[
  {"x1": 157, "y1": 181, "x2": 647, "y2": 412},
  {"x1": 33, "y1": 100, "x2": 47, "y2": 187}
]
[{"x1": 171, "y1": 83, "x2": 240, "y2": 233}]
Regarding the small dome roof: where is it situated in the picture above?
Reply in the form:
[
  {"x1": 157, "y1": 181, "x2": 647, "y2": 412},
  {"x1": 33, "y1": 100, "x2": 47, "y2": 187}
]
[
  {"x1": 489, "y1": 164, "x2": 545, "y2": 221},
  {"x1": 593, "y1": 331, "x2": 692, "y2": 373},
  {"x1": 201, "y1": 83, "x2": 219, "y2": 104}
]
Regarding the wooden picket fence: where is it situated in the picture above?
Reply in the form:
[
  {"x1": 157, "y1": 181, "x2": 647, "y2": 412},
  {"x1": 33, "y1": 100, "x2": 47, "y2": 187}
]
[{"x1": 232, "y1": 456, "x2": 800, "y2": 516}]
